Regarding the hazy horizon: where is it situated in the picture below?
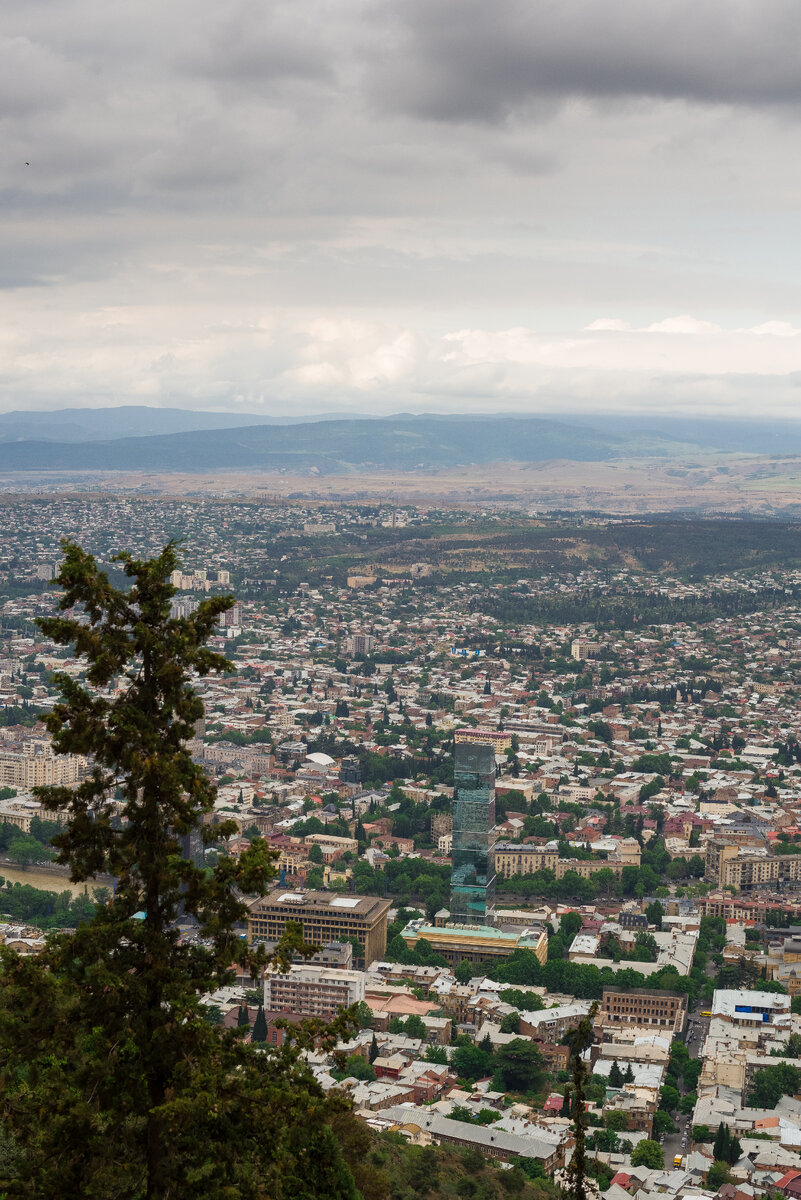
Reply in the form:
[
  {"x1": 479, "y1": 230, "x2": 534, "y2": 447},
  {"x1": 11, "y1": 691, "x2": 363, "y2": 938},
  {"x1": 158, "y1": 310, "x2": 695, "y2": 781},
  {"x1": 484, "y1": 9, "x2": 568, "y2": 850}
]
[{"x1": 4, "y1": 1, "x2": 801, "y2": 419}]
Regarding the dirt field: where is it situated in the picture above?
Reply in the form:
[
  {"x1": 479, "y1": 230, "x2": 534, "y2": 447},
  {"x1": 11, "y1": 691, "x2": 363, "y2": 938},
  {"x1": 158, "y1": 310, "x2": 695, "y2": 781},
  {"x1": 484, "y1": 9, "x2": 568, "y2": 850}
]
[{"x1": 4, "y1": 452, "x2": 801, "y2": 513}]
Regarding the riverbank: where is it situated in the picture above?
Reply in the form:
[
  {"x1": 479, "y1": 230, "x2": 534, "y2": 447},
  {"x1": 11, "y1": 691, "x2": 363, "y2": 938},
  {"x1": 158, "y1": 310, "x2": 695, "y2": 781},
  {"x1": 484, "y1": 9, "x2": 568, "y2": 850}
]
[{"x1": 0, "y1": 859, "x2": 112, "y2": 897}]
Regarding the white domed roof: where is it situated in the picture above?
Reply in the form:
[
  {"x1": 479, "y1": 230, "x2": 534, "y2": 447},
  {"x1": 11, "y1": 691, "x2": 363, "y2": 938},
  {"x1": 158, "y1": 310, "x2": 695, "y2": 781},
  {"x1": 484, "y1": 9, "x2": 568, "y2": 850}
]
[{"x1": 305, "y1": 751, "x2": 335, "y2": 766}]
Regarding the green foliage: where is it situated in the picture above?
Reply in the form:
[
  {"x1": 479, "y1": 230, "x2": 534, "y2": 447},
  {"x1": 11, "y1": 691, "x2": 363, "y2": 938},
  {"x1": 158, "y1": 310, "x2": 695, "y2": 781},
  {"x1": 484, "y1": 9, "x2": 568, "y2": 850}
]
[
  {"x1": 0, "y1": 541, "x2": 359, "y2": 1200},
  {"x1": 499, "y1": 988, "x2": 545, "y2": 1012},
  {"x1": 6, "y1": 832, "x2": 48, "y2": 868},
  {"x1": 252, "y1": 1004, "x2": 268, "y2": 1043},
  {"x1": 559, "y1": 911, "x2": 583, "y2": 941},
  {"x1": 631, "y1": 1140, "x2": 664, "y2": 1169},
  {"x1": 492, "y1": 1040, "x2": 545, "y2": 1094},
  {"x1": 707, "y1": 1161, "x2": 733, "y2": 1190},
  {"x1": 773, "y1": 1033, "x2": 801, "y2": 1058},
  {"x1": 342, "y1": 1055, "x2": 377, "y2": 1082},
  {"x1": 631, "y1": 753, "x2": 672, "y2": 776},
  {"x1": 653, "y1": 1111, "x2": 675, "y2": 1137},
  {"x1": 452, "y1": 1038, "x2": 495, "y2": 1084},
  {"x1": 354, "y1": 1000, "x2": 374, "y2": 1029},
  {"x1": 388, "y1": 1014, "x2": 427, "y2": 1040},
  {"x1": 564, "y1": 1002, "x2": 598, "y2": 1200},
  {"x1": 424, "y1": 1044, "x2": 449, "y2": 1064},
  {"x1": 0, "y1": 881, "x2": 100, "y2": 930},
  {"x1": 586, "y1": 1129, "x2": 619, "y2": 1153},
  {"x1": 605, "y1": 1111, "x2": 630, "y2": 1132},
  {"x1": 454, "y1": 959, "x2": 473, "y2": 984},
  {"x1": 749, "y1": 1062, "x2": 801, "y2": 1108},
  {"x1": 608, "y1": 1060, "x2": 624, "y2": 1088}
]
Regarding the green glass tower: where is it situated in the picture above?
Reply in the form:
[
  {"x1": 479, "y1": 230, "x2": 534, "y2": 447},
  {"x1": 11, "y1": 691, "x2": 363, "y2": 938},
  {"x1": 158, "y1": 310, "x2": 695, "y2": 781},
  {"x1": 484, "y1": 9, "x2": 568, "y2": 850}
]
[{"x1": 451, "y1": 736, "x2": 496, "y2": 926}]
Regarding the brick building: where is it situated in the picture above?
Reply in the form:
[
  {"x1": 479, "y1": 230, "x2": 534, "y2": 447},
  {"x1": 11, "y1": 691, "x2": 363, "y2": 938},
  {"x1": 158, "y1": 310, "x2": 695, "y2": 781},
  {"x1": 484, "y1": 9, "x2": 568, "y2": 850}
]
[{"x1": 600, "y1": 987, "x2": 687, "y2": 1033}]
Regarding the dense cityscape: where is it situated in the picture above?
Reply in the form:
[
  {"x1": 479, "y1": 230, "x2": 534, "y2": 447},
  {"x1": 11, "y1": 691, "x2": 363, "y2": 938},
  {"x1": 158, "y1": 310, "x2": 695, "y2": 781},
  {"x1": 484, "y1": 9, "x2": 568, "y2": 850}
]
[{"x1": 3, "y1": 496, "x2": 801, "y2": 1197}]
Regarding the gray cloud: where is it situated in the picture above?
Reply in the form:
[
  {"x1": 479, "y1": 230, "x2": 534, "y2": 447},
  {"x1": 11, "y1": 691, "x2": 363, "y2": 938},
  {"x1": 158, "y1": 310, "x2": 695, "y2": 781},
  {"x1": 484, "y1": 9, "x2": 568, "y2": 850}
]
[
  {"x1": 2, "y1": 0, "x2": 801, "y2": 416},
  {"x1": 366, "y1": 0, "x2": 801, "y2": 122}
]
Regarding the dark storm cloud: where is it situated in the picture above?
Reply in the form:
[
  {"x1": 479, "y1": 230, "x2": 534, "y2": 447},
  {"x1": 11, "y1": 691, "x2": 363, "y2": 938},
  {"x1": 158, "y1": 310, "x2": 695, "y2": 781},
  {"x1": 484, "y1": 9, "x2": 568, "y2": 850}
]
[{"x1": 366, "y1": 0, "x2": 801, "y2": 122}]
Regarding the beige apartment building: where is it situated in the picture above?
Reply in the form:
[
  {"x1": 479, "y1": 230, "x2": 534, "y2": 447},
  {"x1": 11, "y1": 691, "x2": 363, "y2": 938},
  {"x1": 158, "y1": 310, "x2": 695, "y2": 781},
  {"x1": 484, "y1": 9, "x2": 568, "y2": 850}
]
[
  {"x1": 494, "y1": 839, "x2": 640, "y2": 882},
  {"x1": 711, "y1": 843, "x2": 801, "y2": 892},
  {"x1": 0, "y1": 742, "x2": 86, "y2": 790},
  {"x1": 304, "y1": 833, "x2": 358, "y2": 855},
  {"x1": 0, "y1": 797, "x2": 66, "y2": 834},
  {"x1": 264, "y1": 964, "x2": 365, "y2": 1020},
  {"x1": 494, "y1": 845, "x2": 558, "y2": 879},
  {"x1": 248, "y1": 889, "x2": 391, "y2": 968}
]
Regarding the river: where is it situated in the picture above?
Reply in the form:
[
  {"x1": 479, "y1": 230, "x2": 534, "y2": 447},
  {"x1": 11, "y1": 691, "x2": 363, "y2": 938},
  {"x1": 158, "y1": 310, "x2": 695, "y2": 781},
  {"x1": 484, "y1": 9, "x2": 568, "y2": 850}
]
[{"x1": 0, "y1": 863, "x2": 111, "y2": 897}]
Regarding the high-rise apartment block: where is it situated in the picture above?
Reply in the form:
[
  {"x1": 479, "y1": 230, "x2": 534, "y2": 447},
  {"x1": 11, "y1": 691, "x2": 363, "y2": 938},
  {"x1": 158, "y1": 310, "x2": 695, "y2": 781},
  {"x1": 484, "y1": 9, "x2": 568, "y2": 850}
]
[
  {"x1": 219, "y1": 601, "x2": 244, "y2": 629},
  {"x1": 0, "y1": 741, "x2": 86, "y2": 789},
  {"x1": 349, "y1": 633, "x2": 373, "y2": 656},
  {"x1": 450, "y1": 730, "x2": 496, "y2": 926}
]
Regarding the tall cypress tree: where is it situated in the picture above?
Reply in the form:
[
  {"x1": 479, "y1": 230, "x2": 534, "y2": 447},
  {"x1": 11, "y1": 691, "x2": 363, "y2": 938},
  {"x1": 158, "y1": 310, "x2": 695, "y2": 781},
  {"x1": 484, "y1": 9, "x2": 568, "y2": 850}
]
[
  {"x1": 0, "y1": 541, "x2": 357, "y2": 1200},
  {"x1": 565, "y1": 1002, "x2": 599, "y2": 1200},
  {"x1": 713, "y1": 1122, "x2": 730, "y2": 1163},
  {"x1": 252, "y1": 1005, "x2": 268, "y2": 1044}
]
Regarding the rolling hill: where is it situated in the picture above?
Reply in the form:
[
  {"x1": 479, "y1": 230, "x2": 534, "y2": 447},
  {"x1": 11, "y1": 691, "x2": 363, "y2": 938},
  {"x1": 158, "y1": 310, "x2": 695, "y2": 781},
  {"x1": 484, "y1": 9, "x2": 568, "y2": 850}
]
[{"x1": 0, "y1": 413, "x2": 696, "y2": 473}]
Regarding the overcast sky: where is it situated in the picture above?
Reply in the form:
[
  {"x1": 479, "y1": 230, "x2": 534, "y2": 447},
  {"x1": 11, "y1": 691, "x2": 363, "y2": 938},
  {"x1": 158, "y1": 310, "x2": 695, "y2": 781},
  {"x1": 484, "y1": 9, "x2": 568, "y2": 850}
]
[{"x1": 5, "y1": 0, "x2": 801, "y2": 418}]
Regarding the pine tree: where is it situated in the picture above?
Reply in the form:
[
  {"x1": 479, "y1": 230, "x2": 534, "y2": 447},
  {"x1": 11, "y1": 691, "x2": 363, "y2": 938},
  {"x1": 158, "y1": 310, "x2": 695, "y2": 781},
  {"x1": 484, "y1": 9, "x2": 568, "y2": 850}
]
[
  {"x1": 624, "y1": 1062, "x2": 635, "y2": 1083},
  {"x1": 609, "y1": 1059, "x2": 624, "y2": 1088},
  {"x1": 252, "y1": 1004, "x2": 268, "y2": 1043},
  {"x1": 0, "y1": 541, "x2": 358, "y2": 1200}
]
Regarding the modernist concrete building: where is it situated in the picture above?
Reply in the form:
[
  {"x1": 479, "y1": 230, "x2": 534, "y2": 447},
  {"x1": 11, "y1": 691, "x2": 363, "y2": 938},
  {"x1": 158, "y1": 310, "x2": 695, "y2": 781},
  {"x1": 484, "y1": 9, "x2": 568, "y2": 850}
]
[{"x1": 248, "y1": 889, "x2": 391, "y2": 968}]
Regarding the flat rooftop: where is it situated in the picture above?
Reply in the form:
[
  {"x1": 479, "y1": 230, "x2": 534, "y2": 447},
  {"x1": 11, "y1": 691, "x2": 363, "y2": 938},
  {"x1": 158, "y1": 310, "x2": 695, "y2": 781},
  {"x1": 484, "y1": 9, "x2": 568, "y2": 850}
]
[{"x1": 249, "y1": 889, "x2": 391, "y2": 918}]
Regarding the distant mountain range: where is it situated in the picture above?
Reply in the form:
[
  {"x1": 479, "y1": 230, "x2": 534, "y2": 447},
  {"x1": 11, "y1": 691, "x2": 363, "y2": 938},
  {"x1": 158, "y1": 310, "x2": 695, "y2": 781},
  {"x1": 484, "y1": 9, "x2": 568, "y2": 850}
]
[
  {"x1": 0, "y1": 406, "x2": 799, "y2": 473},
  {"x1": 0, "y1": 405, "x2": 339, "y2": 443},
  {"x1": 0, "y1": 412, "x2": 692, "y2": 473}
]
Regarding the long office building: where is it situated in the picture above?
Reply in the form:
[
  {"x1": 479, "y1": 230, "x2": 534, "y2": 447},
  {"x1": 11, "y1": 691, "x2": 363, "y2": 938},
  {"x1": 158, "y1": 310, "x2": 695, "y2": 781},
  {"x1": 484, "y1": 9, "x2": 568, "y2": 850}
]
[
  {"x1": 450, "y1": 731, "x2": 497, "y2": 926},
  {"x1": 401, "y1": 918, "x2": 547, "y2": 967},
  {"x1": 247, "y1": 889, "x2": 391, "y2": 968}
]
